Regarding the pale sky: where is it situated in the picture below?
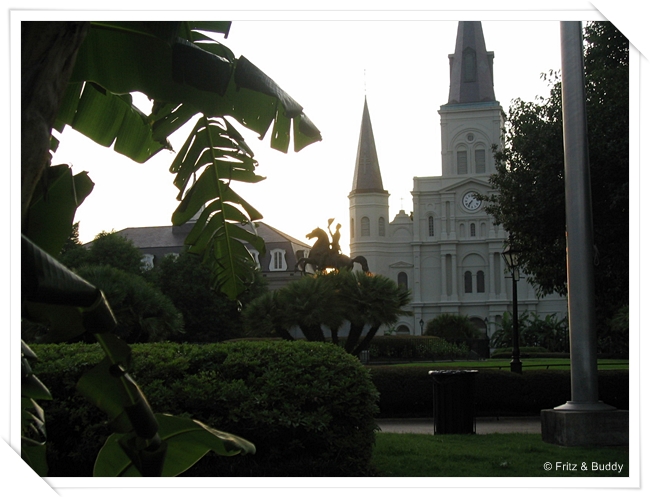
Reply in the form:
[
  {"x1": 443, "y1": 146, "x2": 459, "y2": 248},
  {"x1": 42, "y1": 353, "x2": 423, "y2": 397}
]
[{"x1": 49, "y1": 15, "x2": 596, "y2": 252}]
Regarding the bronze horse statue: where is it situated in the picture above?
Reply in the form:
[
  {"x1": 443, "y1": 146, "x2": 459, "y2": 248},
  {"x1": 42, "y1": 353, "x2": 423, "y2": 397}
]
[{"x1": 295, "y1": 227, "x2": 370, "y2": 274}]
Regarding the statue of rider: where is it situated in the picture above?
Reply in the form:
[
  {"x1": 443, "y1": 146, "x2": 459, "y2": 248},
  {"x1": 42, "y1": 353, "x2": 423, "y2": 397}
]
[{"x1": 328, "y1": 218, "x2": 342, "y2": 255}]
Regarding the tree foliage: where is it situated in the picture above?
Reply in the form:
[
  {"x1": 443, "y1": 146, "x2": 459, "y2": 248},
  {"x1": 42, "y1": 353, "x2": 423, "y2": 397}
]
[
  {"x1": 74, "y1": 265, "x2": 185, "y2": 343},
  {"x1": 242, "y1": 271, "x2": 412, "y2": 356},
  {"x1": 147, "y1": 252, "x2": 267, "y2": 343},
  {"x1": 481, "y1": 21, "x2": 628, "y2": 334},
  {"x1": 423, "y1": 313, "x2": 481, "y2": 341},
  {"x1": 60, "y1": 231, "x2": 146, "y2": 275},
  {"x1": 489, "y1": 312, "x2": 569, "y2": 353}
]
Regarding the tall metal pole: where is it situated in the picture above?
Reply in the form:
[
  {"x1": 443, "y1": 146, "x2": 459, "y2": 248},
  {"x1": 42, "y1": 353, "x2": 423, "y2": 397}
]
[
  {"x1": 510, "y1": 272, "x2": 522, "y2": 374},
  {"x1": 556, "y1": 21, "x2": 613, "y2": 411}
]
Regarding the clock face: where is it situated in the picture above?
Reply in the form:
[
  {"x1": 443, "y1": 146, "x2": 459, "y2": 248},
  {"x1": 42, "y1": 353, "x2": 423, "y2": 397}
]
[{"x1": 462, "y1": 192, "x2": 482, "y2": 211}]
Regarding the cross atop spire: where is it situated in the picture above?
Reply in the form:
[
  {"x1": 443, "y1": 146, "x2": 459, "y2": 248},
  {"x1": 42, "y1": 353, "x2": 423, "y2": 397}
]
[
  {"x1": 447, "y1": 21, "x2": 496, "y2": 104},
  {"x1": 350, "y1": 97, "x2": 386, "y2": 194}
]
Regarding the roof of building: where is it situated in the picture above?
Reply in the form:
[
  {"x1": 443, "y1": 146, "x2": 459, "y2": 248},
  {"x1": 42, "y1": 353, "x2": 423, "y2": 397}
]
[
  {"x1": 447, "y1": 21, "x2": 496, "y2": 104},
  {"x1": 350, "y1": 97, "x2": 387, "y2": 195},
  {"x1": 112, "y1": 221, "x2": 310, "y2": 252}
]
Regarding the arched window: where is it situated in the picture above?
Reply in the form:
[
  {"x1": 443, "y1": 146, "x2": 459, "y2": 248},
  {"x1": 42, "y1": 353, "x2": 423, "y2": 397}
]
[
  {"x1": 464, "y1": 271, "x2": 473, "y2": 293},
  {"x1": 396, "y1": 325, "x2": 410, "y2": 335},
  {"x1": 457, "y1": 150, "x2": 468, "y2": 175},
  {"x1": 470, "y1": 223, "x2": 476, "y2": 237},
  {"x1": 397, "y1": 272, "x2": 408, "y2": 290},
  {"x1": 361, "y1": 217, "x2": 370, "y2": 236},
  {"x1": 350, "y1": 218, "x2": 354, "y2": 239},
  {"x1": 475, "y1": 148, "x2": 486, "y2": 173},
  {"x1": 428, "y1": 216, "x2": 435, "y2": 237},
  {"x1": 378, "y1": 217, "x2": 385, "y2": 236},
  {"x1": 477, "y1": 271, "x2": 485, "y2": 293}
]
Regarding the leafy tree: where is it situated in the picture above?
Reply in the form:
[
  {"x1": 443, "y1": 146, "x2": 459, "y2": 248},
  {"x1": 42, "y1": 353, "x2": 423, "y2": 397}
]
[
  {"x1": 489, "y1": 312, "x2": 569, "y2": 353},
  {"x1": 75, "y1": 265, "x2": 185, "y2": 343},
  {"x1": 481, "y1": 21, "x2": 628, "y2": 340},
  {"x1": 423, "y1": 313, "x2": 481, "y2": 341},
  {"x1": 21, "y1": 21, "x2": 318, "y2": 476},
  {"x1": 60, "y1": 230, "x2": 146, "y2": 275},
  {"x1": 242, "y1": 271, "x2": 412, "y2": 356},
  {"x1": 489, "y1": 312, "x2": 530, "y2": 350},
  {"x1": 147, "y1": 252, "x2": 267, "y2": 343}
]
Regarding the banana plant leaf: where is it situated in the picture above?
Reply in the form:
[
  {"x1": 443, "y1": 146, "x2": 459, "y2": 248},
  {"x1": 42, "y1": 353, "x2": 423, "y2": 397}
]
[
  {"x1": 21, "y1": 341, "x2": 51, "y2": 477},
  {"x1": 67, "y1": 21, "x2": 320, "y2": 154},
  {"x1": 94, "y1": 413, "x2": 256, "y2": 477},
  {"x1": 23, "y1": 164, "x2": 94, "y2": 257}
]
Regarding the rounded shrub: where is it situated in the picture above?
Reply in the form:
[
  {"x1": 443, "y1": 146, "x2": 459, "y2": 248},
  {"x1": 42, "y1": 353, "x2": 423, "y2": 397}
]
[{"x1": 29, "y1": 340, "x2": 379, "y2": 477}]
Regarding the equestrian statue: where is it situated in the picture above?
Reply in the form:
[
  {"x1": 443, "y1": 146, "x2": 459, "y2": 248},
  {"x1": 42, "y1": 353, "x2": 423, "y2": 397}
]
[{"x1": 295, "y1": 219, "x2": 370, "y2": 274}]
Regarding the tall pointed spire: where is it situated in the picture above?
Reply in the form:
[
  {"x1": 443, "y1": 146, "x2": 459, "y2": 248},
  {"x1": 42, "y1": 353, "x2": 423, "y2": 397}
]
[
  {"x1": 447, "y1": 21, "x2": 496, "y2": 104},
  {"x1": 351, "y1": 97, "x2": 386, "y2": 194}
]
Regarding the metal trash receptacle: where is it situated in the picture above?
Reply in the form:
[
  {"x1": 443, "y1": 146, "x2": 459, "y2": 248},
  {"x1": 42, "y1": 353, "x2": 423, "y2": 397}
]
[{"x1": 428, "y1": 370, "x2": 478, "y2": 434}]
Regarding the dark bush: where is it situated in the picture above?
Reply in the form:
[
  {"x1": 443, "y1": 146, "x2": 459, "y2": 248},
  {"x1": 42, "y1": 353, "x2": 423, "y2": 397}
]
[
  {"x1": 368, "y1": 335, "x2": 468, "y2": 361},
  {"x1": 490, "y1": 347, "x2": 570, "y2": 359},
  {"x1": 424, "y1": 313, "x2": 481, "y2": 340},
  {"x1": 368, "y1": 366, "x2": 629, "y2": 418},
  {"x1": 29, "y1": 341, "x2": 379, "y2": 477}
]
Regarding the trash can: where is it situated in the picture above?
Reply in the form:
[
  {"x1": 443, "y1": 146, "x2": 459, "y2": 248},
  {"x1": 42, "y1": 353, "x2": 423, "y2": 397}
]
[{"x1": 428, "y1": 370, "x2": 478, "y2": 434}]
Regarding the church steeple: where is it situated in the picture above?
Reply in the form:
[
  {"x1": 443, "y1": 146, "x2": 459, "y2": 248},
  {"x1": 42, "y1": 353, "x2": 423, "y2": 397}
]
[
  {"x1": 447, "y1": 21, "x2": 496, "y2": 104},
  {"x1": 350, "y1": 97, "x2": 386, "y2": 194}
]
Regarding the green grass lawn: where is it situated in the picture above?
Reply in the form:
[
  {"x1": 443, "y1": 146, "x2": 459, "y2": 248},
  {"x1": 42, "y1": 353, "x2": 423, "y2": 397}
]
[
  {"x1": 384, "y1": 358, "x2": 629, "y2": 371},
  {"x1": 372, "y1": 432, "x2": 629, "y2": 477}
]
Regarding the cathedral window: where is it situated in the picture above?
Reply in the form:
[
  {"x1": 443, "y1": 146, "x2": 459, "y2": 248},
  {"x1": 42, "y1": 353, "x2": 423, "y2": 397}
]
[
  {"x1": 428, "y1": 216, "x2": 435, "y2": 237},
  {"x1": 457, "y1": 150, "x2": 468, "y2": 175},
  {"x1": 378, "y1": 217, "x2": 386, "y2": 236},
  {"x1": 397, "y1": 272, "x2": 408, "y2": 290},
  {"x1": 475, "y1": 149, "x2": 486, "y2": 173},
  {"x1": 477, "y1": 271, "x2": 485, "y2": 293},
  {"x1": 470, "y1": 223, "x2": 476, "y2": 237},
  {"x1": 464, "y1": 271, "x2": 473, "y2": 293},
  {"x1": 361, "y1": 217, "x2": 370, "y2": 236},
  {"x1": 350, "y1": 218, "x2": 354, "y2": 239}
]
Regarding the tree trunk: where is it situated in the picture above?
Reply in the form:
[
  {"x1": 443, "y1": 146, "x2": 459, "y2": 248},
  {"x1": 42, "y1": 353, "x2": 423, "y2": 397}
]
[
  {"x1": 21, "y1": 21, "x2": 89, "y2": 226},
  {"x1": 352, "y1": 324, "x2": 380, "y2": 357}
]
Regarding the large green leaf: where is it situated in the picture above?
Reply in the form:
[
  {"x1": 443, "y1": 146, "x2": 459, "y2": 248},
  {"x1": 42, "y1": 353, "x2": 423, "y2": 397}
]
[
  {"x1": 56, "y1": 81, "x2": 170, "y2": 163},
  {"x1": 94, "y1": 413, "x2": 255, "y2": 477},
  {"x1": 168, "y1": 116, "x2": 265, "y2": 299},
  {"x1": 24, "y1": 164, "x2": 94, "y2": 257},
  {"x1": 68, "y1": 21, "x2": 321, "y2": 154}
]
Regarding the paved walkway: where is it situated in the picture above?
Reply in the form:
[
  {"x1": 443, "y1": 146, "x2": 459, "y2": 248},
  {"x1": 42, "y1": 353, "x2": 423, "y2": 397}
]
[{"x1": 377, "y1": 416, "x2": 541, "y2": 435}]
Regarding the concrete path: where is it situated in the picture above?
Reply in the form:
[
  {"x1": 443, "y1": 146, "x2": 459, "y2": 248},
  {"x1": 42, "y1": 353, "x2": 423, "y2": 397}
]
[{"x1": 377, "y1": 416, "x2": 541, "y2": 435}]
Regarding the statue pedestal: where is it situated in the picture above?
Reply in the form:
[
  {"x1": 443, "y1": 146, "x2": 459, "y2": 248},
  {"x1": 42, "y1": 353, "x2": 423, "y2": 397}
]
[{"x1": 541, "y1": 408, "x2": 628, "y2": 447}]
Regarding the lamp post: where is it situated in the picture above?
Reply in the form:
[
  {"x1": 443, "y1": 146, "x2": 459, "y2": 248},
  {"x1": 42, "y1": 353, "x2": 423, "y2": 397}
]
[
  {"x1": 419, "y1": 318, "x2": 424, "y2": 335},
  {"x1": 502, "y1": 243, "x2": 522, "y2": 374}
]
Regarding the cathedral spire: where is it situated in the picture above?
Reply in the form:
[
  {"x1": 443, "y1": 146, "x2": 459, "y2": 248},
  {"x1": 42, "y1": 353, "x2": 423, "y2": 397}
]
[
  {"x1": 447, "y1": 21, "x2": 496, "y2": 104},
  {"x1": 351, "y1": 97, "x2": 386, "y2": 194}
]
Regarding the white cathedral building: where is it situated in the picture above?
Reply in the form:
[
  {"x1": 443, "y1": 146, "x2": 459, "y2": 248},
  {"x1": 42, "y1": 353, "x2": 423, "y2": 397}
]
[{"x1": 348, "y1": 21, "x2": 567, "y2": 339}]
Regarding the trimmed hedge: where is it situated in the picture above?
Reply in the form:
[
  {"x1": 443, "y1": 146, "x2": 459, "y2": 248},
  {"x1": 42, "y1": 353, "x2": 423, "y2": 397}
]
[
  {"x1": 368, "y1": 366, "x2": 629, "y2": 418},
  {"x1": 368, "y1": 335, "x2": 469, "y2": 361},
  {"x1": 29, "y1": 341, "x2": 379, "y2": 477}
]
